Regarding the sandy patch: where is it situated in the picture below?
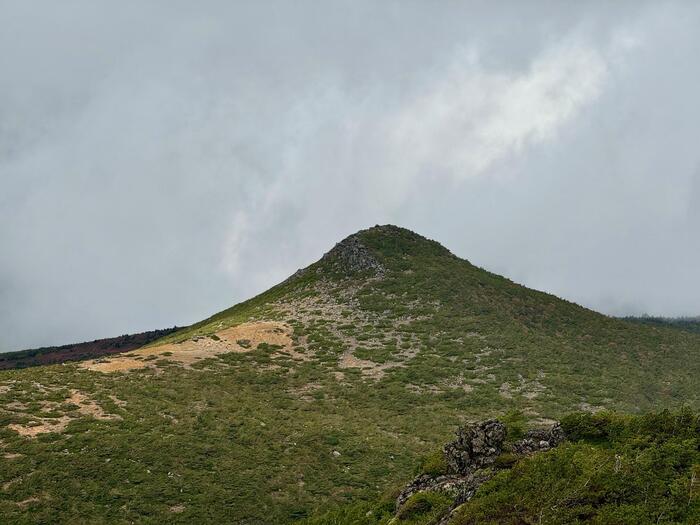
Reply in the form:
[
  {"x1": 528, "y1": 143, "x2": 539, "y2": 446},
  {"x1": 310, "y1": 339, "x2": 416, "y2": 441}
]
[
  {"x1": 16, "y1": 496, "x2": 40, "y2": 508},
  {"x1": 3, "y1": 476, "x2": 23, "y2": 491},
  {"x1": 109, "y1": 395, "x2": 127, "y2": 407},
  {"x1": 338, "y1": 350, "x2": 384, "y2": 378},
  {"x1": 286, "y1": 382, "x2": 323, "y2": 402},
  {"x1": 80, "y1": 321, "x2": 294, "y2": 373},
  {"x1": 3, "y1": 453, "x2": 23, "y2": 459},
  {"x1": 7, "y1": 390, "x2": 119, "y2": 438},
  {"x1": 4, "y1": 401, "x2": 29, "y2": 411},
  {"x1": 499, "y1": 376, "x2": 546, "y2": 400},
  {"x1": 8, "y1": 416, "x2": 72, "y2": 438},
  {"x1": 68, "y1": 390, "x2": 121, "y2": 421},
  {"x1": 337, "y1": 346, "x2": 419, "y2": 380}
]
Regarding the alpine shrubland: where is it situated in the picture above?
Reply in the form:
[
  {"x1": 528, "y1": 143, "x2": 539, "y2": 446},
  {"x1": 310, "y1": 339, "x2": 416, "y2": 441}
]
[{"x1": 0, "y1": 225, "x2": 698, "y2": 524}]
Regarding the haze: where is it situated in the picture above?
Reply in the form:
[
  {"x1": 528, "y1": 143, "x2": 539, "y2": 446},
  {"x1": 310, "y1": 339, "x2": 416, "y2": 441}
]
[{"x1": 2, "y1": 1, "x2": 699, "y2": 351}]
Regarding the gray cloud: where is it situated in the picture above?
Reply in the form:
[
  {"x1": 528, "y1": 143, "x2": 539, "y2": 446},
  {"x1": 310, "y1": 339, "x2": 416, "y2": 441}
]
[{"x1": 1, "y1": 1, "x2": 699, "y2": 351}]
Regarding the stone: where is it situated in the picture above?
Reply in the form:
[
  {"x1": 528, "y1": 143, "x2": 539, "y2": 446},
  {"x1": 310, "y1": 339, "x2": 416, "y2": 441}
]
[
  {"x1": 393, "y1": 419, "x2": 566, "y2": 523},
  {"x1": 323, "y1": 234, "x2": 385, "y2": 275},
  {"x1": 511, "y1": 423, "x2": 565, "y2": 455},
  {"x1": 443, "y1": 419, "x2": 506, "y2": 475}
]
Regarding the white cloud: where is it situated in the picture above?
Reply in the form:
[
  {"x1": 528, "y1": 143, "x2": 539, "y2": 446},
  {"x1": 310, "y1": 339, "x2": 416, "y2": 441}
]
[
  {"x1": 389, "y1": 40, "x2": 608, "y2": 181},
  {"x1": 2, "y1": 1, "x2": 700, "y2": 350}
]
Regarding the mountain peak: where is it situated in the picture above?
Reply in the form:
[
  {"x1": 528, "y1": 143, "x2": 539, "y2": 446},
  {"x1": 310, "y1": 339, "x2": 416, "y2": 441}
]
[
  {"x1": 319, "y1": 225, "x2": 452, "y2": 276},
  {"x1": 321, "y1": 230, "x2": 386, "y2": 275}
]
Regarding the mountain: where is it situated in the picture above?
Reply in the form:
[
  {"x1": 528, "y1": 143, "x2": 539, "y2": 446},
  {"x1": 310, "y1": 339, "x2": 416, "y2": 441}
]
[
  {"x1": 0, "y1": 328, "x2": 179, "y2": 370},
  {"x1": 624, "y1": 315, "x2": 700, "y2": 335},
  {"x1": 1, "y1": 225, "x2": 698, "y2": 524}
]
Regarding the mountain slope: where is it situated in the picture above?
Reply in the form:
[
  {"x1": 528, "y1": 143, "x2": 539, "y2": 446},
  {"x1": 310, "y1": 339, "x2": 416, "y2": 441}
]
[
  {"x1": 0, "y1": 225, "x2": 698, "y2": 524},
  {"x1": 303, "y1": 409, "x2": 700, "y2": 524},
  {"x1": 0, "y1": 328, "x2": 179, "y2": 370}
]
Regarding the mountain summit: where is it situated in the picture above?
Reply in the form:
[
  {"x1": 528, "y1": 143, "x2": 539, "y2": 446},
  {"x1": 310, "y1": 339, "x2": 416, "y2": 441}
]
[{"x1": 1, "y1": 225, "x2": 699, "y2": 523}]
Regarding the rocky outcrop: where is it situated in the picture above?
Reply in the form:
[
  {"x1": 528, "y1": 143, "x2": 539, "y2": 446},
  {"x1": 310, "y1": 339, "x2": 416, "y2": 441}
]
[
  {"x1": 395, "y1": 470, "x2": 493, "y2": 511},
  {"x1": 394, "y1": 419, "x2": 565, "y2": 524},
  {"x1": 322, "y1": 233, "x2": 385, "y2": 275},
  {"x1": 511, "y1": 424, "x2": 565, "y2": 455},
  {"x1": 444, "y1": 419, "x2": 506, "y2": 475}
]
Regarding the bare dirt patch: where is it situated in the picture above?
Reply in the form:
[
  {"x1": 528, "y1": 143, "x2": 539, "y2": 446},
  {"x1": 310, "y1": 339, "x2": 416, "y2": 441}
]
[
  {"x1": 15, "y1": 496, "x2": 41, "y2": 508},
  {"x1": 8, "y1": 416, "x2": 71, "y2": 438},
  {"x1": 109, "y1": 395, "x2": 127, "y2": 407},
  {"x1": 6, "y1": 390, "x2": 120, "y2": 438},
  {"x1": 68, "y1": 391, "x2": 121, "y2": 421},
  {"x1": 80, "y1": 321, "x2": 294, "y2": 373}
]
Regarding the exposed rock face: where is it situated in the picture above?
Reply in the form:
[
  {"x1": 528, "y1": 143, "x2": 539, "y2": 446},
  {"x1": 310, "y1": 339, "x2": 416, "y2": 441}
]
[
  {"x1": 322, "y1": 234, "x2": 385, "y2": 275},
  {"x1": 394, "y1": 419, "x2": 566, "y2": 524},
  {"x1": 511, "y1": 424, "x2": 565, "y2": 455},
  {"x1": 444, "y1": 419, "x2": 506, "y2": 475},
  {"x1": 395, "y1": 471, "x2": 493, "y2": 510}
]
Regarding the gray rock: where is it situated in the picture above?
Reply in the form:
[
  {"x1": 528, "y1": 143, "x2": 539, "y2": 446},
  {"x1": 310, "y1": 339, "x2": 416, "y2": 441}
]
[
  {"x1": 444, "y1": 419, "x2": 506, "y2": 475},
  {"x1": 322, "y1": 234, "x2": 385, "y2": 275},
  {"x1": 511, "y1": 423, "x2": 565, "y2": 455},
  {"x1": 394, "y1": 419, "x2": 566, "y2": 523}
]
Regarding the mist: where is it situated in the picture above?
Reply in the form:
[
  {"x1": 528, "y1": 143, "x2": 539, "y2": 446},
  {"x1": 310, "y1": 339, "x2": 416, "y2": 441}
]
[{"x1": 2, "y1": 1, "x2": 700, "y2": 351}]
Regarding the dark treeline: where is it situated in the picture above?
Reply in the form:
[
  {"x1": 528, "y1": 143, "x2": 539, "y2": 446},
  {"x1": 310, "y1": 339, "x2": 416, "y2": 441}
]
[{"x1": 0, "y1": 327, "x2": 179, "y2": 370}]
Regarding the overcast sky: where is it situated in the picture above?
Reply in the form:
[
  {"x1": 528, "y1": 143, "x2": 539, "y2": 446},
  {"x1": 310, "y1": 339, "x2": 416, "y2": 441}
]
[{"x1": 2, "y1": 1, "x2": 700, "y2": 351}]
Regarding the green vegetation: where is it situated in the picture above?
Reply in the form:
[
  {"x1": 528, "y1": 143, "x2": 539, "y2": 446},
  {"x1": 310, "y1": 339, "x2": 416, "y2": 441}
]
[
  {"x1": 454, "y1": 410, "x2": 700, "y2": 524},
  {"x1": 624, "y1": 315, "x2": 700, "y2": 335},
  {"x1": 303, "y1": 409, "x2": 700, "y2": 524},
  {"x1": 1, "y1": 226, "x2": 699, "y2": 523}
]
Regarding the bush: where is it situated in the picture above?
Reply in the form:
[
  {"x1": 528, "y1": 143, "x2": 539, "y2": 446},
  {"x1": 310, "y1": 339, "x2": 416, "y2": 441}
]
[
  {"x1": 418, "y1": 448, "x2": 448, "y2": 477},
  {"x1": 560, "y1": 411, "x2": 615, "y2": 441},
  {"x1": 396, "y1": 492, "x2": 451, "y2": 521}
]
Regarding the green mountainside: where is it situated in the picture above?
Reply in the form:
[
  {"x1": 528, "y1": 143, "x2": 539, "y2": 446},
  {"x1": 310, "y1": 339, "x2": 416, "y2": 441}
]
[
  {"x1": 624, "y1": 315, "x2": 700, "y2": 335},
  {"x1": 0, "y1": 225, "x2": 698, "y2": 524},
  {"x1": 304, "y1": 410, "x2": 700, "y2": 524}
]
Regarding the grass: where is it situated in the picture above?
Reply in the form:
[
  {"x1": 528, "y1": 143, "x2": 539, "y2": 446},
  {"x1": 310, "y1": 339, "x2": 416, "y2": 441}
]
[
  {"x1": 0, "y1": 225, "x2": 698, "y2": 523},
  {"x1": 302, "y1": 409, "x2": 700, "y2": 524}
]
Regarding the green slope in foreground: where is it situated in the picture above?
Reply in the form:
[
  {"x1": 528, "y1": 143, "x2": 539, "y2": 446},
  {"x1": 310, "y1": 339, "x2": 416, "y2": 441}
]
[
  {"x1": 303, "y1": 410, "x2": 700, "y2": 524},
  {"x1": 1, "y1": 225, "x2": 698, "y2": 524}
]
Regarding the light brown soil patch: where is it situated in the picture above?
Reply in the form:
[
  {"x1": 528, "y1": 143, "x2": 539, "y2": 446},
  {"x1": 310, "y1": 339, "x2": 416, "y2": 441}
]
[
  {"x1": 80, "y1": 321, "x2": 294, "y2": 373},
  {"x1": 338, "y1": 346, "x2": 418, "y2": 380},
  {"x1": 8, "y1": 417, "x2": 71, "y2": 437},
  {"x1": 6, "y1": 390, "x2": 120, "y2": 438},
  {"x1": 3, "y1": 453, "x2": 23, "y2": 459},
  {"x1": 68, "y1": 390, "x2": 121, "y2": 421},
  {"x1": 4, "y1": 401, "x2": 28, "y2": 411},
  {"x1": 16, "y1": 496, "x2": 40, "y2": 508},
  {"x1": 3, "y1": 476, "x2": 23, "y2": 491},
  {"x1": 109, "y1": 395, "x2": 127, "y2": 407}
]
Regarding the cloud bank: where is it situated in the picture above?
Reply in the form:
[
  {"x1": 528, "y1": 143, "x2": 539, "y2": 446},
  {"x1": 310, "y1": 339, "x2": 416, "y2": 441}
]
[{"x1": 1, "y1": 1, "x2": 700, "y2": 350}]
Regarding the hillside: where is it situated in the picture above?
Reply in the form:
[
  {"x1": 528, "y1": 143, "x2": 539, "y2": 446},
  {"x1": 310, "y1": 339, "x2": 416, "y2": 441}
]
[
  {"x1": 0, "y1": 328, "x2": 179, "y2": 370},
  {"x1": 624, "y1": 316, "x2": 700, "y2": 335},
  {"x1": 1, "y1": 225, "x2": 698, "y2": 524},
  {"x1": 303, "y1": 409, "x2": 700, "y2": 524}
]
